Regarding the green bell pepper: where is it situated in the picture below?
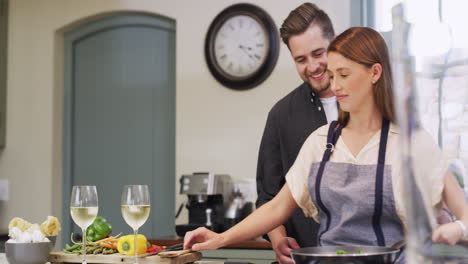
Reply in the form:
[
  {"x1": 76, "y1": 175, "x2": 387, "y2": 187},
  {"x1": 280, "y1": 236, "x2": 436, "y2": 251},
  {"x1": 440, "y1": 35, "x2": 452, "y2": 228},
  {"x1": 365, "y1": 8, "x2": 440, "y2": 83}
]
[{"x1": 86, "y1": 216, "x2": 112, "y2": 241}]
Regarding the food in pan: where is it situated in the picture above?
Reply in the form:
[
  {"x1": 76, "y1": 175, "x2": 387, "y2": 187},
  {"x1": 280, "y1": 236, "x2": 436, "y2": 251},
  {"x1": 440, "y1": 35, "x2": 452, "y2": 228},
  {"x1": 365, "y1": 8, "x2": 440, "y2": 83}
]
[{"x1": 335, "y1": 248, "x2": 363, "y2": 255}]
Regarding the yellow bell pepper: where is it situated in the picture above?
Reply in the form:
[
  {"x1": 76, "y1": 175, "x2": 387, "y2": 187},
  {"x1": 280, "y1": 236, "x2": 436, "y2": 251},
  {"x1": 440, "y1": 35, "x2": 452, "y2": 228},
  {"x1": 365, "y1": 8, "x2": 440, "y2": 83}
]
[{"x1": 117, "y1": 234, "x2": 148, "y2": 255}]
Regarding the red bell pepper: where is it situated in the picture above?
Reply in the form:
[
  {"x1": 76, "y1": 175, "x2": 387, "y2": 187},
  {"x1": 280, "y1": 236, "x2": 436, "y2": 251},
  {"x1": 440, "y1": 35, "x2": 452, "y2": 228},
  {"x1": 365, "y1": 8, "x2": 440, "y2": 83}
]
[{"x1": 146, "y1": 244, "x2": 165, "y2": 253}]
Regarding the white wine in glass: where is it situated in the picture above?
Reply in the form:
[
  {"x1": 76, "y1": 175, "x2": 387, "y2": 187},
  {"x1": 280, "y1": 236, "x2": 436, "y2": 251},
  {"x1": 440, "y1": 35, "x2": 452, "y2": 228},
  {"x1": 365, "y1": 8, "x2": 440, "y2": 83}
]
[
  {"x1": 121, "y1": 205, "x2": 151, "y2": 229},
  {"x1": 70, "y1": 185, "x2": 98, "y2": 264},
  {"x1": 70, "y1": 207, "x2": 99, "y2": 229},
  {"x1": 121, "y1": 185, "x2": 150, "y2": 264}
]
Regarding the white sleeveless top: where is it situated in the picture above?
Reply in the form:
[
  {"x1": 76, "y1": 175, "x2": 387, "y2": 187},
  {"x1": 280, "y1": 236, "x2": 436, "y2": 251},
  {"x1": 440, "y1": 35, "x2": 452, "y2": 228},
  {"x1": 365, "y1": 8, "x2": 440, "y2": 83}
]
[{"x1": 286, "y1": 123, "x2": 448, "y2": 229}]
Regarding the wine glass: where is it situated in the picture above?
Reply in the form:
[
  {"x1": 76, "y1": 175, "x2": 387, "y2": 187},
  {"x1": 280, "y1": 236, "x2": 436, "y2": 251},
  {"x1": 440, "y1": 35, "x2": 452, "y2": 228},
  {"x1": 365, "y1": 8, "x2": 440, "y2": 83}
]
[
  {"x1": 121, "y1": 185, "x2": 151, "y2": 264},
  {"x1": 70, "y1": 185, "x2": 98, "y2": 264}
]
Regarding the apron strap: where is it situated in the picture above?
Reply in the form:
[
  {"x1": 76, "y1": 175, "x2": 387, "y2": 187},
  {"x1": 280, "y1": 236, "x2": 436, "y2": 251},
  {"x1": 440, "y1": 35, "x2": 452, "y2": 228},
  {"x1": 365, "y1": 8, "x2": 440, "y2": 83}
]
[
  {"x1": 315, "y1": 120, "x2": 345, "y2": 245},
  {"x1": 373, "y1": 119, "x2": 390, "y2": 246}
]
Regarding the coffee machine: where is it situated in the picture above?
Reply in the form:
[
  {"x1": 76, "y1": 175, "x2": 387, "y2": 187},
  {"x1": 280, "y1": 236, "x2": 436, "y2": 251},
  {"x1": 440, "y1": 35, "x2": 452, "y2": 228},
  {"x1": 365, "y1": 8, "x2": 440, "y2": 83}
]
[{"x1": 176, "y1": 172, "x2": 248, "y2": 237}]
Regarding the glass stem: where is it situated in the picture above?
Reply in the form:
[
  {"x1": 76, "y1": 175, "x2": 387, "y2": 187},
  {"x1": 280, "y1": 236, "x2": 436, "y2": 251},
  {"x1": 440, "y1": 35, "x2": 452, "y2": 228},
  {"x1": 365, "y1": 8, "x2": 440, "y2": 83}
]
[
  {"x1": 82, "y1": 228, "x2": 87, "y2": 264},
  {"x1": 134, "y1": 229, "x2": 138, "y2": 264}
]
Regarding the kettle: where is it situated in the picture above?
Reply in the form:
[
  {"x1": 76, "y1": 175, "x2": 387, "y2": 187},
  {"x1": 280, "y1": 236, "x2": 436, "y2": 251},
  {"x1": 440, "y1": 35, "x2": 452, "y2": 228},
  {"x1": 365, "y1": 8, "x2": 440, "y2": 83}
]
[{"x1": 224, "y1": 189, "x2": 253, "y2": 229}]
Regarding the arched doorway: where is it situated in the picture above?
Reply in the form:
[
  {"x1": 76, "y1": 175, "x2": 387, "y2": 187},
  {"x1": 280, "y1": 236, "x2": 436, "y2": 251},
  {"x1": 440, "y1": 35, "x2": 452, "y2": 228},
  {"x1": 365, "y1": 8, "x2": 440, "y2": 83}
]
[{"x1": 62, "y1": 12, "x2": 176, "y2": 243}]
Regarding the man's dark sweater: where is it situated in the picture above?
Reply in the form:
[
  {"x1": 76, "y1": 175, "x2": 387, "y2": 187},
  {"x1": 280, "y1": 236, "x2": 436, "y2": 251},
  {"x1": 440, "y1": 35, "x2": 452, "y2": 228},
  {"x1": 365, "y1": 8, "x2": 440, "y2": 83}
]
[{"x1": 256, "y1": 82, "x2": 328, "y2": 247}]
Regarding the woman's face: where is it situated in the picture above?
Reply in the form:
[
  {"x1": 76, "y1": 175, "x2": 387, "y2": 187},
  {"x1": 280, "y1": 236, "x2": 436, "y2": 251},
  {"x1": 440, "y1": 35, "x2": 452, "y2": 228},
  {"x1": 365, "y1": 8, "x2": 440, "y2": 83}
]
[{"x1": 327, "y1": 52, "x2": 380, "y2": 114}]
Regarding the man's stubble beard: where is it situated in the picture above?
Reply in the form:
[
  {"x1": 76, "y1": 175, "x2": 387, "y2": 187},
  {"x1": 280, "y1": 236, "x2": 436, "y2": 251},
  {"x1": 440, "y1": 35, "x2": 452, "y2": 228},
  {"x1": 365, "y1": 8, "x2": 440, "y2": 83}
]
[
  {"x1": 308, "y1": 80, "x2": 332, "y2": 98},
  {"x1": 316, "y1": 84, "x2": 330, "y2": 95}
]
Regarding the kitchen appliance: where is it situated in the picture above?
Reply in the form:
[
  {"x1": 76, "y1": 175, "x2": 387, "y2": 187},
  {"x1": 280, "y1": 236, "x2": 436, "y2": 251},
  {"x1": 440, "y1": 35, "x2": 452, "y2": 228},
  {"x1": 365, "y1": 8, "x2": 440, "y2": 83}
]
[
  {"x1": 290, "y1": 242, "x2": 405, "y2": 264},
  {"x1": 176, "y1": 172, "x2": 252, "y2": 237},
  {"x1": 223, "y1": 188, "x2": 253, "y2": 230}
]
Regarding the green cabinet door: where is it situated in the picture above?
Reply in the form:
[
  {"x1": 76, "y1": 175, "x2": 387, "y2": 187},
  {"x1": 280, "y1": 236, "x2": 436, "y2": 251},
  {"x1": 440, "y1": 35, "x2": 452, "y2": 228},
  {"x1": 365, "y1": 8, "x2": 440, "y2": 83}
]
[{"x1": 62, "y1": 13, "x2": 176, "y2": 245}]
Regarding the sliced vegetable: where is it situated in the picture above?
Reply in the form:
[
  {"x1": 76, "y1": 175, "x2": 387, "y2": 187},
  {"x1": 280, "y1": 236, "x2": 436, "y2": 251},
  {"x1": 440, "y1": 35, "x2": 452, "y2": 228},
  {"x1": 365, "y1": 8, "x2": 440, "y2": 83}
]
[
  {"x1": 63, "y1": 232, "x2": 118, "y2": 255},
  {"x1": 146, "y1": 244, "x2": 165, "y2": 253},
  {"x1": 335, "y1": 249, "x2": 363, "y2": 255}
]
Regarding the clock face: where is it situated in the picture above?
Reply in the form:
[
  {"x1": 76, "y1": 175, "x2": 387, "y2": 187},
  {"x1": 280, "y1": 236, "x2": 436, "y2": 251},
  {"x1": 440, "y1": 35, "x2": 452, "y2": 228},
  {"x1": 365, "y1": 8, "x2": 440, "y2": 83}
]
[
  {"x1": 205, "y1": 3, "x2": 279, "y2": 90},
  {"x1": 213, "y1": 15, "x2": 269, "y2": 78}
]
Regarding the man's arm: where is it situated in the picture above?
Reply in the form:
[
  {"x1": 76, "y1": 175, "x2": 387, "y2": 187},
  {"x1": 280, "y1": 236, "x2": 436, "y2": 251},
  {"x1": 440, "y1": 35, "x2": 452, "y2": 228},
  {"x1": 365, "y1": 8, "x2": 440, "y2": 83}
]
[
  {"x1": 256, "y1": 110, "x2": 284, "y2": 209},
  {"x1": 267, "y1": 226, "x2": 300, "y2": 264},
  {"x1": 256, "y1": 110, "x2": 299, "y2": 264}
]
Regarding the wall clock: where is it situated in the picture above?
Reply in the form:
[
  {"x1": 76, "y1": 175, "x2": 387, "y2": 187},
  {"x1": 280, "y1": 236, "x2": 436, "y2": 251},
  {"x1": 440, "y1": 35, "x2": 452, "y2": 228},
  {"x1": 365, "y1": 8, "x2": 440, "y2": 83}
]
[{"x1": 205, "y1": 3, "x2": 279, "y2": 90}]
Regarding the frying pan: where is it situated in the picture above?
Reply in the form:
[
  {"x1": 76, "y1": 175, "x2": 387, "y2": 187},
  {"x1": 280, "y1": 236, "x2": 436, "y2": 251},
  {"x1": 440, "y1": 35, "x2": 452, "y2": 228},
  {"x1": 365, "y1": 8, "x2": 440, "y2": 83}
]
[{"x1": 290, "y1": 241, "x2": 405, "y2": 264}]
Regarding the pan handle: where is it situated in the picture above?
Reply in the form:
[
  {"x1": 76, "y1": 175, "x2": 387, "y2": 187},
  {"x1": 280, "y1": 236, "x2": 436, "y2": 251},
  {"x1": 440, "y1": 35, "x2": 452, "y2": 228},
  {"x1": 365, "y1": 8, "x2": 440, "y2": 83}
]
[
  {"x1": 391, "y1": 240, "x2": 406, "y2": 264},
  {"x1": 390, "y1": 240, "x2": 406, "y2": 250}
]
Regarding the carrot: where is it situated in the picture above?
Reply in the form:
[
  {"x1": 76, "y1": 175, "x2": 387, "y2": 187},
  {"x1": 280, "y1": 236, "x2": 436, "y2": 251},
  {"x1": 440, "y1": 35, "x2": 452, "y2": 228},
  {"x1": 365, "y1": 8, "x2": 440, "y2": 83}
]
[
  {"x1": 96, "y1": 233, "x2": 122, "y2": 243},
  {"x1": 99, "y1": 241, "x2": 117, "y2": 249}
]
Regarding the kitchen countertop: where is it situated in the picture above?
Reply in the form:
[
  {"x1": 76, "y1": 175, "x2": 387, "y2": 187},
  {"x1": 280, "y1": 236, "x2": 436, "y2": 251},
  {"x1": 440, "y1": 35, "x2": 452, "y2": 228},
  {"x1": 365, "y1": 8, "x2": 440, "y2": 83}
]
[
  {"x1": 149, "y1": 236, "x2": 272, "y2": 249},
  {"x1": 1, "y1": 253, "x2": 202, "y2": 264}
]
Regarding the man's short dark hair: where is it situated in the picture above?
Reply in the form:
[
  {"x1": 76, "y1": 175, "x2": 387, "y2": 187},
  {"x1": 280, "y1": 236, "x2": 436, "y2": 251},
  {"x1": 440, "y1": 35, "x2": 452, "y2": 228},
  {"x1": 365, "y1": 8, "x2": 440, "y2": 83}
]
[{"x1": 280, "y1": 2, "x2": 335, "y2": 47}]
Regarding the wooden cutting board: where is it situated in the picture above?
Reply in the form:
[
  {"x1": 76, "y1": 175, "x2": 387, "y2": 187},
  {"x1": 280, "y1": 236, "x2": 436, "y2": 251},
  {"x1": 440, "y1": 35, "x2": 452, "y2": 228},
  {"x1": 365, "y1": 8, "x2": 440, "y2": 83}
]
[{"x1": 48, "y1": 251, "x2": 202, "y2": 264}]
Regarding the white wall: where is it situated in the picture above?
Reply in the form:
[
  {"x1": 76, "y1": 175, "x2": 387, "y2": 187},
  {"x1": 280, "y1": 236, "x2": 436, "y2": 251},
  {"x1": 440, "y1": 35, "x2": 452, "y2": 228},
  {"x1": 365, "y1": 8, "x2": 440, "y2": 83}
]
[{"x1": 0, "y1": 0, "x2": 350, "y2": 233}]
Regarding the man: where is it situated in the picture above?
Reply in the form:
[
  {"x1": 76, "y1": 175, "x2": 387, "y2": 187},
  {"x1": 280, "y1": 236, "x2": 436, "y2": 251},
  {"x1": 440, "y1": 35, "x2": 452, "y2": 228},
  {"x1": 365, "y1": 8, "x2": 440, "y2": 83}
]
[{"x1": 256, "y1": 3, "x2": 337, "y2": 264}]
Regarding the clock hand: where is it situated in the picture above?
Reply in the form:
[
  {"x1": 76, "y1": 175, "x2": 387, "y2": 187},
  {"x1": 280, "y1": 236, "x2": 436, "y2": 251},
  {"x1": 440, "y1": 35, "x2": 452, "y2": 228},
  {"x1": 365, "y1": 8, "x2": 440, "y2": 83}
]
[
  {"x1": 243, "y1": 44, "x2": 261, "y2": 59},
  {"x1": 239, "y1": 44, "x2": 254, "y2": 60},
  {"x1": 245, "y1": 43, "x2": 264, "y2": 61}
]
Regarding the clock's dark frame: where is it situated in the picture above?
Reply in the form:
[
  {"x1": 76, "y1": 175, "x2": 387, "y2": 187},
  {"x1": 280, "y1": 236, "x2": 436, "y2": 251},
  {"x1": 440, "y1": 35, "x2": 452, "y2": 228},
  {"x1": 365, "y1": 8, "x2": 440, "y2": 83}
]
[{"x1": 205, "y1": 3, "x2": 280, "y2": 90}]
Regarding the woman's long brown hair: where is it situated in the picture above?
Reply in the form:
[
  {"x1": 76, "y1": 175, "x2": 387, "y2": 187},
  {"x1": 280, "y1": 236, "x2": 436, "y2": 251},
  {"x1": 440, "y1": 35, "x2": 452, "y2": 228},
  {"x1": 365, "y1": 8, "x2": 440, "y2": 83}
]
[{"x1": 327, "y1": 27, "x2": 395, "y2": 124}]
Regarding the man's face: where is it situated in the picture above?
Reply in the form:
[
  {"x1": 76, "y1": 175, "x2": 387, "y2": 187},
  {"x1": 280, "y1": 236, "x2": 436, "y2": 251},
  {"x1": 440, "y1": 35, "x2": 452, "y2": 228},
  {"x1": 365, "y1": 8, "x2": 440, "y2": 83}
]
[{"x1": 288, "y1": 25, "x2": 331, "y2": 96}]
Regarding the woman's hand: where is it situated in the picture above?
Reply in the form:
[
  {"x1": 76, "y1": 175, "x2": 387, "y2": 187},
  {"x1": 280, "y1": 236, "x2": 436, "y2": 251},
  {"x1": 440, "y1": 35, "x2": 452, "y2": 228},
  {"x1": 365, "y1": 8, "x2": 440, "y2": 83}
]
[
  {"x1": 183, "y1": 227, "x2": 224, "y2": 251},
  {"x1": 436, "y1": 172, "x2": 468, "y2": 245},
  {"x1": 272, "y1": 236, "x2": 300, "y2": 264},
  {"x1": 432, "y1": 222, "x2": 464, "y2": 245}
]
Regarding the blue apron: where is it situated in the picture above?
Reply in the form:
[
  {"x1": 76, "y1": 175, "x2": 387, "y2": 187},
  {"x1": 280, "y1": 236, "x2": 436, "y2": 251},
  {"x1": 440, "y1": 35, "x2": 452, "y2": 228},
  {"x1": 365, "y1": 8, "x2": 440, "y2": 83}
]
[{"x1": 308, "y1": 119, "x2": 405, "y2": 263}]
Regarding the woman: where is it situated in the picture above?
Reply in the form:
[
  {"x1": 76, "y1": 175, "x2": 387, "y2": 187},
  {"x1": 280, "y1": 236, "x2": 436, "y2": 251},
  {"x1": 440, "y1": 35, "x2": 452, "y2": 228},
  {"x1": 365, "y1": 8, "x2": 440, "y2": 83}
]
[{"x1": 183, "y1": 27, "x2": 468, "y2": 263}]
